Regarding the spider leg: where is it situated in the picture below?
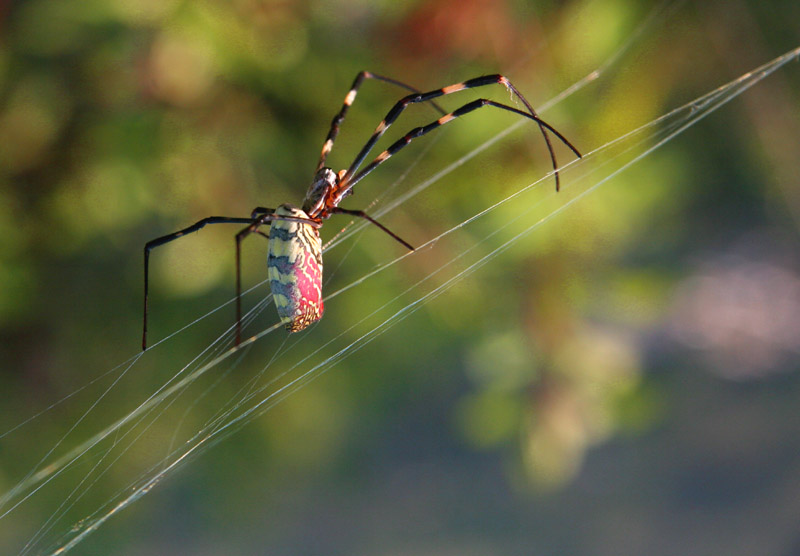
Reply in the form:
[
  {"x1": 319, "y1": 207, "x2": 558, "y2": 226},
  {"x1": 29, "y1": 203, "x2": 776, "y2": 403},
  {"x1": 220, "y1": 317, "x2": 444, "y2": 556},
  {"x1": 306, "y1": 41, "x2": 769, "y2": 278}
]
[
  {"x1": 250, "y1": 206, "x2": 275, "y2": 218},
  {"x1": 342, "y1": 74, "x2": 581, "y2": 192},
  {"x1": 234, "y1": 212, "x2": 321, "y2": 345},
  {"x1": 316, "y1": 71, "x2": 446, "y2": 172},
  {"x1": 330, "y1": 207, "x2": 414, "y2": 251},
  {"x1": 143, "y1": 215, "x2": 263, "y2": 351},
  {"x1": 340, "y1": 99, "x2": 580, "y2": 199}
]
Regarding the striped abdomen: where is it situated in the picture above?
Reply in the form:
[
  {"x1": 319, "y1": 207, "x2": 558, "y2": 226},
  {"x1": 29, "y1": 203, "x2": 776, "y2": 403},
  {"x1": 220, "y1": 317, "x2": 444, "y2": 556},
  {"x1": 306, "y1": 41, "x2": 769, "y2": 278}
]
[{"x1": 267, "y1": 204, "x2": 324, "y2": 332}]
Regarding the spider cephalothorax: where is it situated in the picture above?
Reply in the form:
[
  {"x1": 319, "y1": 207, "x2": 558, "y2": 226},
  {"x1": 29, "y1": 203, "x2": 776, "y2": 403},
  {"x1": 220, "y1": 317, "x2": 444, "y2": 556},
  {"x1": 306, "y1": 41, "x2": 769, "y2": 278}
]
[
  {"x1": 141, "y1": 71, "x2": 581, "y2": 349},
  {"x1": 302, "y1": 167, "x2": 339, "y2": 217}
]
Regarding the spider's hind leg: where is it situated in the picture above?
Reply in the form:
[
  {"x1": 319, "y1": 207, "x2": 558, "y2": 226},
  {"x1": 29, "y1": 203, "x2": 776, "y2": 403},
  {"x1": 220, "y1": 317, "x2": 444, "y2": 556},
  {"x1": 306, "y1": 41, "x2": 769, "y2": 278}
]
[{"x1": 142, "y1": 215, "x2": 258, "y2": 351}]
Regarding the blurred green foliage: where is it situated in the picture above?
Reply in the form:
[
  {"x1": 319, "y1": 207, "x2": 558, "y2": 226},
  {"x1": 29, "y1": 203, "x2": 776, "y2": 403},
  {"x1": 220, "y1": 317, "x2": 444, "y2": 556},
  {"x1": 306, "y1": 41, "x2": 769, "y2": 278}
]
[{"x1": 1, "y1": 0, "x2": 800, "y2": 553}]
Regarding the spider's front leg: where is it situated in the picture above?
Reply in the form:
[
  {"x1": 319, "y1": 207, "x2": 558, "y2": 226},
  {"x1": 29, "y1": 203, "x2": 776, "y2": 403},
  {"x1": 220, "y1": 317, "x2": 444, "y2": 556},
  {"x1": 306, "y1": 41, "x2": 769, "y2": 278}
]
[
  {"x1": 316, "y1": 71, "x2": 447, "y2": 172},
  {"x1": 339, "y1": 74, "x2": 581, "y2": 195}
]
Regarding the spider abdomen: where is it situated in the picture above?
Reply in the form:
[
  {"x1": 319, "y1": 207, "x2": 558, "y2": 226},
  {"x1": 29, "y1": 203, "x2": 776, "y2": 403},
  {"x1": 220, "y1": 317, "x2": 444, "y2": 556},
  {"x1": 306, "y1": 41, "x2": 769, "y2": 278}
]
[{"x1": 267, "y1": 204, "x2": 324, "y2": 332}]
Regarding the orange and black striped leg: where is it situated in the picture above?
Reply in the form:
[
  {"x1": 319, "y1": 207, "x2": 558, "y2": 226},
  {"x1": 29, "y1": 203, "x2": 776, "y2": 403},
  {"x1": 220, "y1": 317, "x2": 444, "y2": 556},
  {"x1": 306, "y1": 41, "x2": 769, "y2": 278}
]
[
  {"x1": 233, "y1": 212, "x2": 321, "y2": 345},
  {"x1": 343, "y1": 74, "x2": 582, "y2": 192},
  {"x1": 330, "y1": 207, "x2": 414, "y2": 251},
  {"x1": 338, "y1": 98, "x2": 582, "y2": 200},
  {"x1": 143, "y1": 215, "x2": 259, "y2": 350},
  {"x1": 316, "y1": 71, "x2": 446, "y2": 172}
]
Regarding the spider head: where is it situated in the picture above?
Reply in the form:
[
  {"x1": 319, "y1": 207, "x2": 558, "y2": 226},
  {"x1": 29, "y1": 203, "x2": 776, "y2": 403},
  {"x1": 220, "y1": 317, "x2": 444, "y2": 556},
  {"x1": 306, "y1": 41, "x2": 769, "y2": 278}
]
[{"x1": 303, "y1": 167, "x2": 338, "y2": 216}]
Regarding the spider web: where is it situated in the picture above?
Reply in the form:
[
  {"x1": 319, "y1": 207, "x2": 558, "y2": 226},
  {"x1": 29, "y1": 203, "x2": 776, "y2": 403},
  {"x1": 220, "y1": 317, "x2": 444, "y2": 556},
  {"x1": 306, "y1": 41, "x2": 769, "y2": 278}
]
[{"x1": 2, "y1": 4, "x2": 799, "y2": 553}]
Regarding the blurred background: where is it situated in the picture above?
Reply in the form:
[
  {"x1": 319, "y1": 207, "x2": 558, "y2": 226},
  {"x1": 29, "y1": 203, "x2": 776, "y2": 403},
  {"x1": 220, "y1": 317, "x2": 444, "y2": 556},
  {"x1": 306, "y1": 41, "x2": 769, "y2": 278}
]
[{"x1": 1, "y1": 0, "x2": 800, "y2": 554}]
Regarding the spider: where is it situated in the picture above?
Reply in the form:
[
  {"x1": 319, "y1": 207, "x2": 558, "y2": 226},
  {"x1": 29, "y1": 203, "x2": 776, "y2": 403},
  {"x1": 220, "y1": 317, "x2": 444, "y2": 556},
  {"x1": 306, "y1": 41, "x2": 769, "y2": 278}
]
[{"x1": 141, "y1": 71, "x2": 581, "y2": 350}]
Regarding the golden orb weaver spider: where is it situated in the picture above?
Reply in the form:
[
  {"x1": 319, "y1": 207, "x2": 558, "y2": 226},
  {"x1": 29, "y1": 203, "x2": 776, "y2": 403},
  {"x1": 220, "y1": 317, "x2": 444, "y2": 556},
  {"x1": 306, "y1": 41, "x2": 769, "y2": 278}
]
[{"x1": 141, "y1": 71, "x2": 582, "y2": 350}]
